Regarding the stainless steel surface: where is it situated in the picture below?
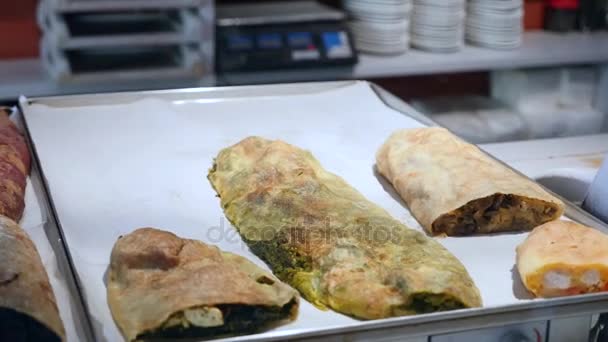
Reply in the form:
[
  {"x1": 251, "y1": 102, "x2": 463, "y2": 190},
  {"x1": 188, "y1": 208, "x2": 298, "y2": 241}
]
[
  {"x1": 42, "y1": 9, "x2": 205, "y2": 49},
  {"x1": 583, "y1": 157, "x2": 608, "y2": 223},
  {"x1": 594, "y1": 65, "x2": 608, "y2": 133},
  {"x1": 217, "y1": 1, "x2": 345, "y2": 27},
  {"x1": 19, "y1": 81, "x2": 607, "y2": 341},
  {"x1": 21, "y1": 81, "x2": 356, "y2": 107},
  {"x1": 40, "y1": 0, "x2": 215, "y2": 84},
  {"x1": 296, "y1": 333, "x2": 428, "y2": 342},
  {"x1": 549, "y1": 315, "x2": 591, "y2": 342},
  {"x1": 431, "y1": 321, "x2": 546, "y2": 342},
  {"x1": 47, "y1": 0, "x2": 205, "y2": 13}
]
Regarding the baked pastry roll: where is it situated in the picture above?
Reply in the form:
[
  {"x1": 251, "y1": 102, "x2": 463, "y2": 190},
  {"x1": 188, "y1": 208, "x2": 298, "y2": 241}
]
[
  {"x1": 0, "y1": 110, "x2": 30, "y2": 171},
  {"x1": 107, "y1": 228, "x2": 299, "y2": 342},
  {"x1": 208, "y1": 136, "x2": 481, "y2": 320},
  {"x1": 376, "y1": 127, "x2": 564, "y2": 236},
  {"x1": 0, "y1": 110, "x2": 30, "y2": 222},
  {"x1": 0, "y1": 216, "x2": 65, "y2": 342},
  {"x1": 517, "y1": 220, "x2": 608, "y2": 297}
]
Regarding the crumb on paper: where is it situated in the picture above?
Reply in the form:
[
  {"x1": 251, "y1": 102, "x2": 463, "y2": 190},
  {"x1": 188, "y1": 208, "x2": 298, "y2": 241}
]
[{"x1": 583, "y1": 157, "x2": 604, "y2": 168}]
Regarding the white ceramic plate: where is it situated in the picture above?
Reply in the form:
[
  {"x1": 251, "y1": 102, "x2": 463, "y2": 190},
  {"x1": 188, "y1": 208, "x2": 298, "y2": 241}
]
[
  {"x1": 411, "y1": 33, "x2": 463, "y2": 44},
  {"x1": 466, "y1": 22, "x2": 522, "y2": 34},
  {"x1": 354, "y1": 34, "x2": 410, "y2": 44},
  {"x1": 344, "y1": 1, "x2": 412, "y2": 16},
  {"x1": 468, "y1": 0, "x2": 522, "y2": 10},
  {"x1": 466, "y1": 15, "x2": 522, "y2": 27},
  {"x1": 412, "y1": 22, "x2": 463, "y2": 31},
  {"x1": 412, "y1": 26, "x2": 463, "y2": 39},
  {"x1": 467, "y1": 7, "x2": 523, "y2": 18},
  {"x1": 411, "y1": 40, "x2": 462, "y2": 52},
  {"x1": 412, "y1": 12, "x2": 465, "y2": 26},
  {"x1": 466, "y1": 35, "x2": 521, "y2": 49},
  {"x1": 414, "y1": 0, "x2": 465, "y2": 7},
  {"x1": 349, "y1": 19, "x2": 409, "y2": 31},
  {"x1": 348, "y1": 12, "x2": 410, "y2": 23},
  {"x1": 355, "y1": 41, "x2": 409, "y2": 54}
]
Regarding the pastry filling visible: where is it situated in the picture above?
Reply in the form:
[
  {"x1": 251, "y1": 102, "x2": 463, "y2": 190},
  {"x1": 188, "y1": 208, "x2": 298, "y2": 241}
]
[
  {"x1": 433, "y1": 194, "x2": 559, "y2": 236},
  {"x1": 245, "y1": 233, "x2": 327, "y2": 309},
  {"x1": 533, "y1": 269, "x2": 607, "y2": 296},
  {"x1": 543, "y1": 271, "x2": 572, "y2": 290},
  {"x1": 406, "y1": 293, "x2": 466, "y2": 314},
  {"x1": 582, "y1": 270, "x2": 601, "y2": 286},
  {"x1": 138, "y1": 299, "x2": 297, "y2": 339},
  {"x1": 162, "y1": 307, "x2": 224, "y2": 329}
]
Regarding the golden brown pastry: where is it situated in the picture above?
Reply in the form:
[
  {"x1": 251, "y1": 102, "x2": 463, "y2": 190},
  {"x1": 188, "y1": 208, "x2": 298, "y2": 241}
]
[
  {"x1": 107, "y1": 228, "x2": 299, "y2": 342},
  {"x1": 376, "y1": 127, "x2": 564, "y2": 236},
  {"x1": 0, "y1": 216, "x2": 65, "y2": 342},
  {"x1": 208, "y1": 136, "x2": 481, "y2": 320},
  {"x1": 0, "y1": 117, "x2": 30, "y2": 172},
  {"x1": 0, "y1": 109, "x2": 29, "y2": 172},
  {"x1": 0, "y1": 110, "x2": 30, "y2": 222},
  {"x1": 517, "y1": 220, "x2": 608, "y2": 297}
]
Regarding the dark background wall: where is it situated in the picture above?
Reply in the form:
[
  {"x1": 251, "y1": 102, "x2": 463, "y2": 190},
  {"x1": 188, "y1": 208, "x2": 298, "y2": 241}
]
[{"x1": 0, "y1": 1, "x2": 40, "y2": 59}]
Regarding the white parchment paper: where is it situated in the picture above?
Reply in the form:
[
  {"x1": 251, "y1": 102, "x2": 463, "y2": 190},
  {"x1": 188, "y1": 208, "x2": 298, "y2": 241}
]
[
  {"x1": 9, "y1": 105, "x2": 85, "y2": 342},
  {"x1": 21, "y1": 179, "x2": 85, "y2": 342},
  {"x1": 24, "y1": 82, "x2": 545, "y2": 341}
]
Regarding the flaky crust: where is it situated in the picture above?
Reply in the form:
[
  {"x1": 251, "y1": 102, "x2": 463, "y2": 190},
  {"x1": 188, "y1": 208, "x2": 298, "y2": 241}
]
[
  {"x1": 0, "y1": 216, "x2": 65, "y2": 341},
  {"x1": 107, "y1": 228, "x2": 299, "y2": 342},
  {"x1": 516, "y1": 220, "x2": 608, "y2": 297},
  {"x1": 376, "y1": 127, "x2": 564, "y2": 235},
  {"x1": 0, "y1": 111, "x2": 30, "y2": 222},
  {"x1": 208, "y1": 137, "x2": 481, "y2": 320},
  {"x1": 0, "y1": 111, "x2": 30, "y2": 172}
]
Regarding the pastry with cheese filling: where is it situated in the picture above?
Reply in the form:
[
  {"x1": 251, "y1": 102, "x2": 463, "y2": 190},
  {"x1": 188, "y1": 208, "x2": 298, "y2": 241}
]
[
  {"x1": 208, "y1": 136, "x2": 481, "y2": 320},
  {"x1": 0, "y1": 216, "x2": 65, "y2": 342},
  {"x1": 376, "y1": 127, "x2": 564, "y2": 236},
  {"x1": 107, "y1": 228, "x2": 299, "y2": 342},
  {"x1": 516, "y1": 220, "x2": 608, "y2": 297}
]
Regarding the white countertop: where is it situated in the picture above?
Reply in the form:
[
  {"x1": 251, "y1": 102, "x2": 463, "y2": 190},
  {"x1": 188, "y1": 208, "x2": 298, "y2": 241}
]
[{"x1": 482, "y1": 133, "x2": 608, "y2": 178}]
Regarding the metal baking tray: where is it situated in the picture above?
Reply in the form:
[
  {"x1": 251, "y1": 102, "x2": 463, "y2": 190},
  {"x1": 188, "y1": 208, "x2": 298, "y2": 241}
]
[
  {"x1": 18, "y1": 81, "x2": 608, "y2": 342},
  {"x1": 41, "y1": 40, "x2": 208, "y2": 83},
  {"x1": 38, "y1": 4, "x2": 214, "y2": 49},
  {"x1": 41, "y1": 0, "x2": 207, "y2": 13},
  {"x1": 42, "y1": 10, "x2": 205, "y2": 48},
  {"x1": 9, "y1": 108, "x2": 95, "y2": 342}
]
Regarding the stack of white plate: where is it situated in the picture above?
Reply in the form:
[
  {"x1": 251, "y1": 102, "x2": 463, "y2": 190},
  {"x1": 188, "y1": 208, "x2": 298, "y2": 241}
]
[
  {"x1": 410, "y1": 0, "x2": 465, "y2": 53},
  {"x1": 344, "y1": 0, "x2": 412, "y2": 55},
  {"x1": 466, "y1": 0, "x2": 523, "y2": 49}
]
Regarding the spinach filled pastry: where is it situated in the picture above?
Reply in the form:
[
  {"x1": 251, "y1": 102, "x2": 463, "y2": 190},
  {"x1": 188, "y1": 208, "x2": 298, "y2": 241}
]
[
  {"x1": 517, "y1": 220, "x2": 608, "y2": 297},
  {"x1": 0, "y1": 216, "x2": 65, "y2": 342},
  {"x1": 376, "y1": 127, "x2": 564, "y2": 236},
  {"x1": 107, "y1": 228, "x2": 298, "y2": 342},
  {"x1": 208, "y1": 136, "x2": 482, "y2": 320}
]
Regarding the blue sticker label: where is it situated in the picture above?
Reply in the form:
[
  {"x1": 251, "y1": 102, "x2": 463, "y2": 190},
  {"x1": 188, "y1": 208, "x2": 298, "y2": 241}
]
[
  {"x1": 322, "y1": 31, "x2": 341, "y2": 48},
  {"x1": 257, "y1": 33, "x2": 283, "y2": 49},
  {"x1": 321, "y1": 31, "x2": 353, "y2": 59},
  {"x1": 287, "y1": 32, "x2": 314, "y2": 49},
  {"x1": 227, "y1": 34, "x2": 254, "y2": 51}
]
